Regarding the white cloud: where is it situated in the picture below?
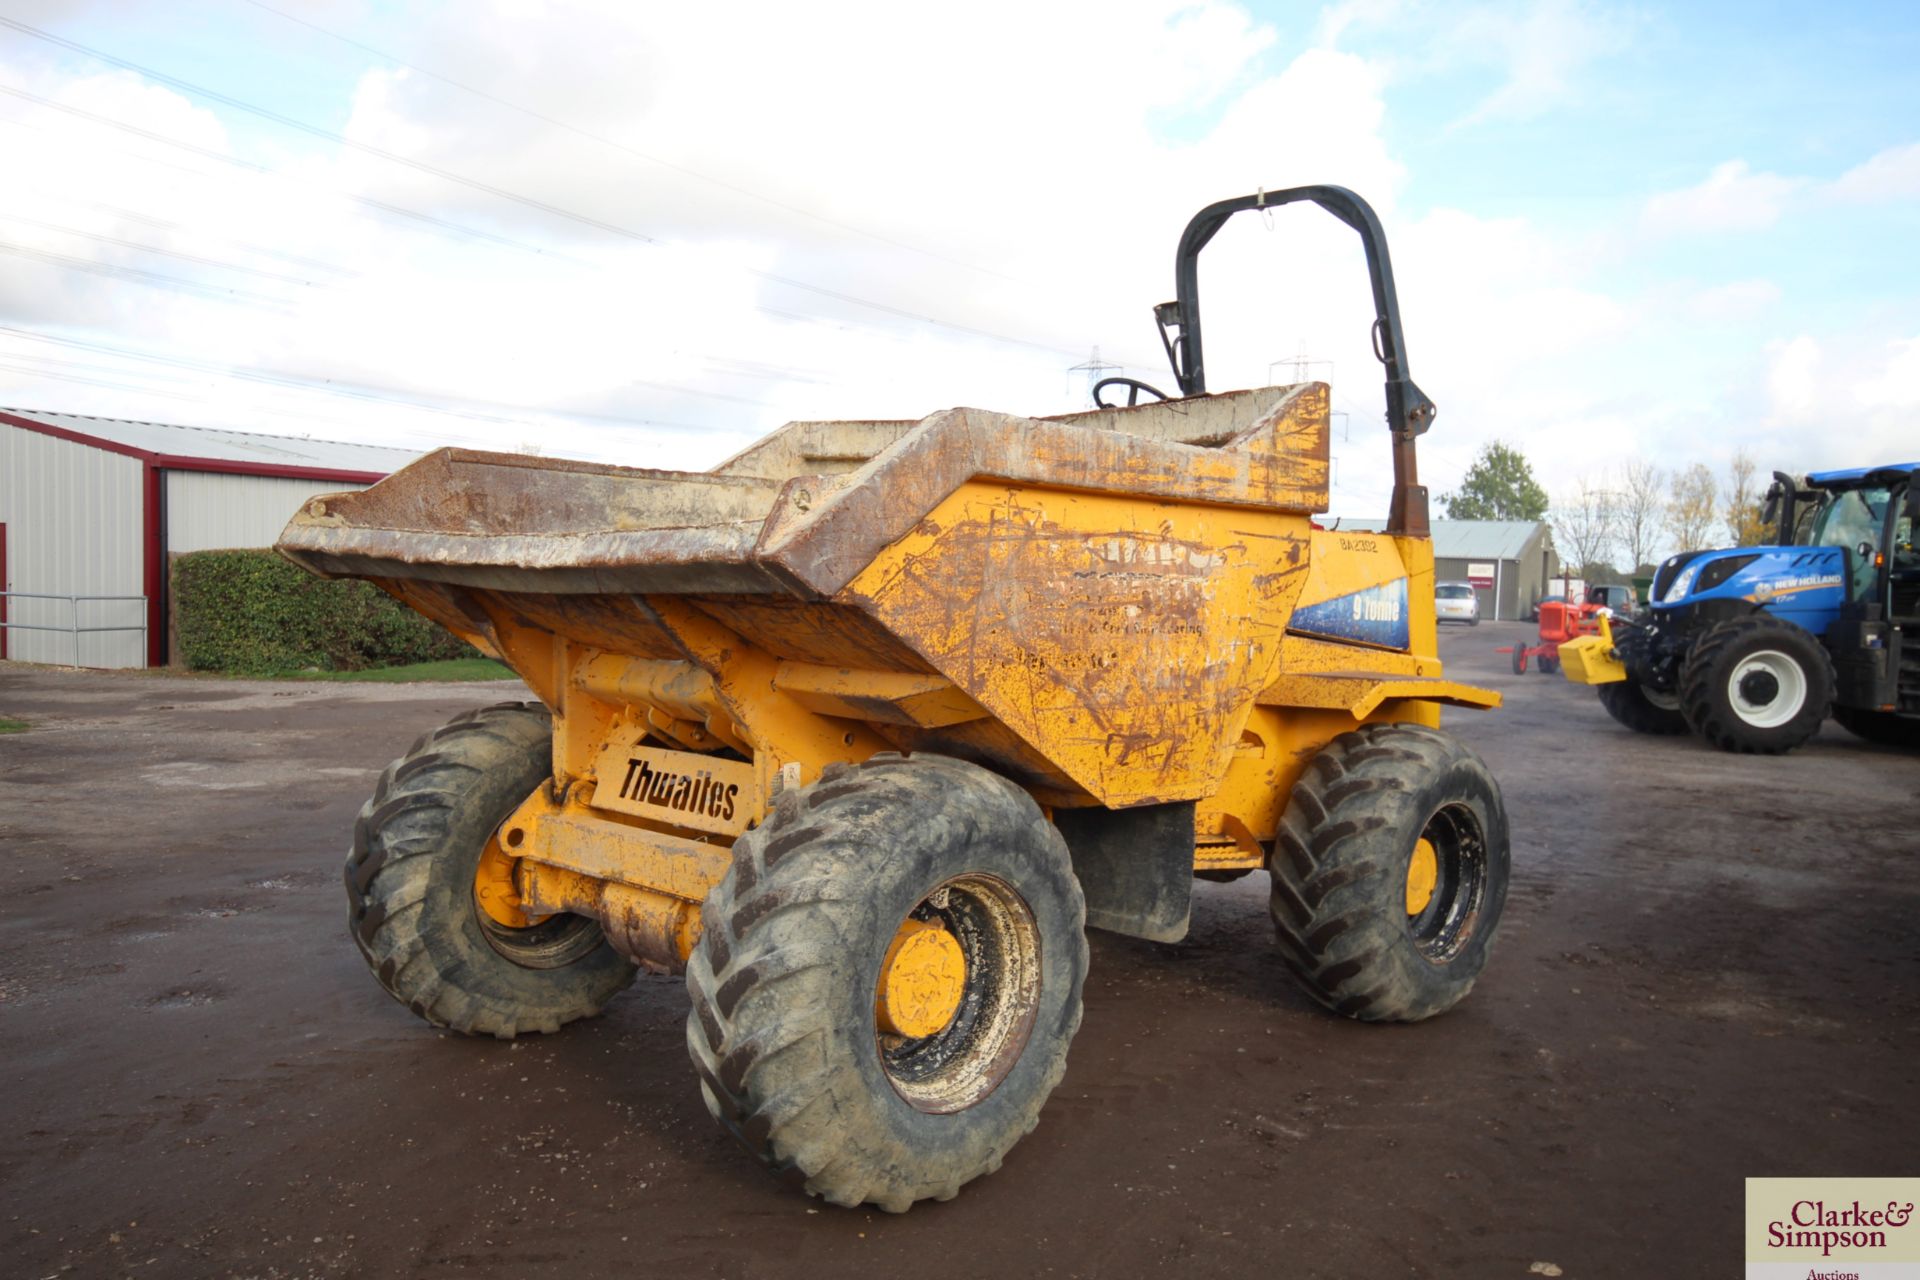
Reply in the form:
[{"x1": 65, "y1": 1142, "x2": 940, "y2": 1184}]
[
  {"x1": 1688, "y1": 278, "x2": 1782, "y2": 320},
  {"x1": 0, "y1": 0, "x2": 1907, "y2": 531},
  {"x1": 1830, "y1": 141, "x2": 1920, "y2": 203},
  {"x1": 1750, "y1": 334, "x2": 1920, "y2": 470},
  {"x1": 1641, "y1": 160, "x2": 1806, "y2": 235},
  {"x1": 1446, "y1": 0, "x2": 1636, "y2": 128},
  {"x1": 1765, "y1": 335, "x2": 1822, "y2": 418},
  {"x1": 1852, "y1": 336, "x2": 1920, "y2": 411}
]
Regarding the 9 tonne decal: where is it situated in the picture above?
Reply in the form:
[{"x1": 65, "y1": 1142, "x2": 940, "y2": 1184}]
[{"x1": 1289, "y1": 579, "x2": 1412, "y2": 650}]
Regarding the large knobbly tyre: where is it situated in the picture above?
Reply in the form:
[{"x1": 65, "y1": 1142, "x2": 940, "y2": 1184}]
[
  {"x1": 1270, "y1": 723, "x2": 1510, "y2": 1023},
  {"x1": 1679, "y1": 616, "x2": 1833, "y2": 754},
  {"x1": 1833, "y1": 705, "x2": 1920, "y2": 748},
  {"x1": 686, "y1": 753, "x2": 1087, "y2": 1213},
  {"x1": 346, "y1": 703, "x2": 636, "y2": 1037},
  {"x1": 1596, "y1": 678, "x2": 1688, "y2": 735}
]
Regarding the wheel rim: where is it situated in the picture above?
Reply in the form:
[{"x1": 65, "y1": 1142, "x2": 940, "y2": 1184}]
[
  {"x1": 472, "y1": 830, "x2": 604, "y2": 970},
  {"x1": 1644, "y1": 686, "x2": 1681, "y2": 712},
  {"x1": 1726, "y1": 649, "x2": 1806, "y2": 728},
  {"x1": 1403, "y1": 804, "x2": 1491, "y2": 963},
  {"x1": 874, "y1": 874, "x2": 1040, "y2": 1115}
]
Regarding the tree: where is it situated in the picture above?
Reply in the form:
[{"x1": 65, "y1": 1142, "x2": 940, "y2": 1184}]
[
  {"x1": 1722, "y1": 451, "x2": 1771, "y2": 545},
  {"x1": 1441, "y1": 441, "x2": 1550, "y2": 521},
  {"x1": 1666, "y1": 463, "x2": 1719, "y2": 552},
  {"x1": 1619, "y1": 460, "x2": 1665, "y2": 571},
  {"x1": 1551, "y1": 474, "x2": 1621, "y2": 578}
]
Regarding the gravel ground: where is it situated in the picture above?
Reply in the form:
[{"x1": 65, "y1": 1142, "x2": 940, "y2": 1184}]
[{"x1": 2, "y1": 624, "x2": 1915, "y2": 1279}]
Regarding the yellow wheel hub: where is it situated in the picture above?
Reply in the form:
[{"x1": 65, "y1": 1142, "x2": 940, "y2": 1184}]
[
  {"x1": 875, "y1": 918, "x2": 967, "y2": 1039},
  {"x1": 473, "y1": 831, "x2": 534, "y2": 928},
  {"x1": 1405, "y1": 837, "x2": 1439, "y2": 916}
]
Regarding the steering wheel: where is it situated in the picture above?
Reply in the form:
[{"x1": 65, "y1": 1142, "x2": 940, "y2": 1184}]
[{"x1": 1092, "y1": 376, "x2": 1172, "y2": 409}]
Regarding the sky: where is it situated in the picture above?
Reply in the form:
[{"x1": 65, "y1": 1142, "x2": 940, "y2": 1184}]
[{"x1": 1, "y1": 0, "x2": 1916, "y2": 530}]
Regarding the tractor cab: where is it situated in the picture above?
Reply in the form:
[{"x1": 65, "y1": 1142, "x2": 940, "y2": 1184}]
[{"x1": 1767, "y1": 464, "x2": 1919, "y2": 612}]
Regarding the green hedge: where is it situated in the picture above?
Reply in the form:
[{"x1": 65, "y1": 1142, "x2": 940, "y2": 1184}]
[{"x1": 172, "y1": 549, "x2": 479, "y2": 675}]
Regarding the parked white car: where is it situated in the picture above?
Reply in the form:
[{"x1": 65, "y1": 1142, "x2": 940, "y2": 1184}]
[{"x1": 1435, "y1": 580, "x2": 1480, "y2": 625}]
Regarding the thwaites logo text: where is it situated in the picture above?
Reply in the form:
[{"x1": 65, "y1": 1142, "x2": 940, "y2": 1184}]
[{"x1": 618, "y1": 757, "x2": 739, "y2": 823}]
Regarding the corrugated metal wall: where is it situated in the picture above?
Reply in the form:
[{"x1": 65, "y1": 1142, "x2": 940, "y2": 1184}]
[
  {"x1": 1436, "y1": 531, "x2": 1558, "y2": 622},
  {"x1": 164, "y1": 471, "x2": 363, "y2": 554},
  {"x1": 0, "y1": 423, "x2": 146, "y2": 667}
]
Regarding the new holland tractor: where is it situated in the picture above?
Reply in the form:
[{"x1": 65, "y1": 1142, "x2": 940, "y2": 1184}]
[
  {"x1": 278, "y1": 186, "x2": 1512, "y2": 1211},
  {"x1": 1560, "y1": 462, "x2": 1919, "y2": 753}
]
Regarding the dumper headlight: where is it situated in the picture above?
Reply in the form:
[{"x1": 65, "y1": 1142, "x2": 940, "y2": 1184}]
[{"x1": 1662, "y1": 562, "x2": 1701, "y2": 602}]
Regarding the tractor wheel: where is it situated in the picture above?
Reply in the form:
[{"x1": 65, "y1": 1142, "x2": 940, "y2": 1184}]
[
  {"x1": 1270, "y1": 723, "x2": 1510, "y2": 1022},
  {"x1": 1679, "y1": 616, "x2": 1834, "y2": 754},
  {"x1": 686, "y1": 754, "x2": 1087, "y2": 1212},
  {"x1": 1596, "y1": 679, "x2": 1688, "y2": 735},
  {"x1": 1832, "y1": 705, "x2": 1920, "y2": 749},
  {"x1": 346, "y1": 703, "x2": 636, "y2": 1037},
  {"x1": 1538, "y1": 654, "x2": 1561, "y2": 675},
  {"x1": 1511, "y1": 644, "x2": 1528, "y2": 674}
]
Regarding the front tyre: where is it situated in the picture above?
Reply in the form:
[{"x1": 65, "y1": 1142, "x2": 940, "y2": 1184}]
[
  {"x1": 345, "y1": 703, "x2": 636, "y2": 1037},
  {"x1": 1270, "y1": 723, "x2": 1510, "y2": 1022},
  {"x1": 1596, "y1": 679, "x2": 1688, "y2": 735},
  {"x1": 1679, "y1": 616, "x2": 1833, "y2": 754},
  {"x1": 1832, "y1": 705, "x2": 1920, "y2": 749},
  {"x1": 686, "y1": 754, "x2": 1087, "y2": 1212}
]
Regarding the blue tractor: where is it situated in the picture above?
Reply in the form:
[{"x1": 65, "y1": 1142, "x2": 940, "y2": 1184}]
[{"x1": 1560, "y1": 461, "x2": 1919, "y2": 753}]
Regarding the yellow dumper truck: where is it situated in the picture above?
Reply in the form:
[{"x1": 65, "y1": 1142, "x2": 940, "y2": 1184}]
[{"x1": 277, "y1": 185, "x2": 1509, "y2": 1211}]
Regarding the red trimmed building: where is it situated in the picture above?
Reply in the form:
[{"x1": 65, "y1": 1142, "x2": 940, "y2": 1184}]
[{"x1": 0, "y1": 409, "x2": 417, "y2": 668}]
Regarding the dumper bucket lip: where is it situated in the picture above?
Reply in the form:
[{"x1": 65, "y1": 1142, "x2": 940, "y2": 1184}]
[{"x1": 276, "y1": 384, "x2": 1331, "y2": 600}]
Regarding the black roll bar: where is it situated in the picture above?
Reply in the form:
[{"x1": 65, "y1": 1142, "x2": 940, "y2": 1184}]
[{"x1": 1156, "y1": 185, "x2": 1434, "y2": 536}]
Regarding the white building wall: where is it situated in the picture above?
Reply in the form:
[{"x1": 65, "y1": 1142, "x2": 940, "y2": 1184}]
[
  {"x1": 164, "y1": 471, "x2": 366, "y2": 554},
  {"x1": 0, "y1": 423, "x2": 146, "y2": 667}
]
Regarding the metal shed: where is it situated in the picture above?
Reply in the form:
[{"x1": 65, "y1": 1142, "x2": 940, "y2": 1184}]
[
  {"x1": 1338, "y1": 518, "x2": 1558, "y2": 621},
  {"x1": 0, "y1": 409, "x2": 417, "y2": 668}
]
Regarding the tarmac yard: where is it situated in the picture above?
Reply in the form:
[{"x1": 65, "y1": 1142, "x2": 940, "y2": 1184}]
[{"x1": 2, "y1": 623, "x2": 1915, "y2": 1279}]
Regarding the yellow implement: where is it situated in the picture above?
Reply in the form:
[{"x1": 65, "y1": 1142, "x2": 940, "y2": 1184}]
[
  {"x1": 281, "y1": 184, "x2": 1513, "y2": 1213},
  {"x1": 1559, "y1": 612, "x2": 1630, "y2": 684}
]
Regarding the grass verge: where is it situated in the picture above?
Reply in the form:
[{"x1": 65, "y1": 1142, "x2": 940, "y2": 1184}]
[
  {"x1": 0, "y1": 716, "x2": 28, "y2": 733},
  {"x1": 276, "y1": 658, "x2": 518, "y2": 683}
]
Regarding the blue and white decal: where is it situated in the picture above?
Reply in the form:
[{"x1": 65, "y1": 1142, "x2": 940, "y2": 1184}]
[{"x1": 1289, "y1": 579, "x2": 1411, "y2": 649}]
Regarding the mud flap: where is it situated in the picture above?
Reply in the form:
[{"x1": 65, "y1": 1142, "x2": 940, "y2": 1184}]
[{"x1": 1054, "y1": 801, "x2": 1194, "y2": 943}]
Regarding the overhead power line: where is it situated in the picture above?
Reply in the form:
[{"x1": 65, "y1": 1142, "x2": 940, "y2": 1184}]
[
  {"x1": 0, "y1": 17, "x2": 1140, "y2": 365},
  {"x1": 0, "y1": 83, "x2": 568, "y2": 259},
  {"x1": 240, "y1": 0, "x2": 1027, "y2": 286},
  {"x1": 0, "y1": 211, "x2": 324, "y2": 287},
  {"x1": 0, "y1": 240, "x2": 292, "y2": 308},
  {"x1": 0, "y1": 325, "x2": 779, "y2": 434}
]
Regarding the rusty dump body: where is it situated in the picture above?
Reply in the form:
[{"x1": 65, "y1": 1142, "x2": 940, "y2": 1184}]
[{"x1": 279, "y1": 379, "x2": 1498, "y2": 954}]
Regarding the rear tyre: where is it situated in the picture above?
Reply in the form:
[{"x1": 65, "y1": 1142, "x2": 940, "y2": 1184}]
[
  {"x1": 1832, "y1": 705, "x2": 1920, "y2": 748},
  {"x1": 1270, "y1": 723, "x2": 1510, "y2": 1022},
  {"x1": 346, "y1": 703, "x2": 636, "y2": 1037},
  {"x1": 1596, "y1": 679, "x2": 1688, "y2": 735},
  {"x1": 1679, "y1": 617, "x2": 1833, "y2": 754},
  {"x1": 686, "y1": 754, "x2": 1087, "y2": 1212}
]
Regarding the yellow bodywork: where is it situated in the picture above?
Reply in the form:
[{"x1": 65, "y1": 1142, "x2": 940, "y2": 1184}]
[
  {"x1": 1558, "y1": 614, "x2": 1628, "y2": 685},
  {"x1": 279, "y1": 382, "x2": 1500, "y2": 971}
]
